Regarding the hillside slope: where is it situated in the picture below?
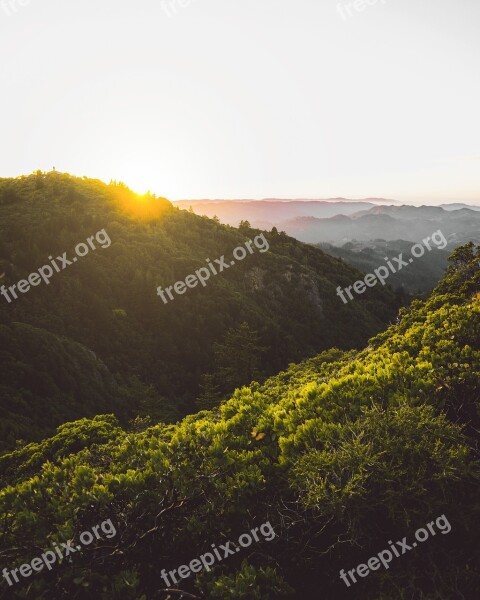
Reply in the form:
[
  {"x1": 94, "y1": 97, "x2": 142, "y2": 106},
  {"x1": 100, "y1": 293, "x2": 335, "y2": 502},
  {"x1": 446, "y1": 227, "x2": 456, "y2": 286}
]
[
  {"x1": 0, "y1": 173, "x2": 400, "y2": 450},
  {"x1": 319, "y1": 239, "x2": 450, "y2": 293},
  {"x1": 0, "y1": 243, "x2": 478, "y2": 599},
  {"x1": 0, "y1": 322, "x2": 131, "y2": 451}
]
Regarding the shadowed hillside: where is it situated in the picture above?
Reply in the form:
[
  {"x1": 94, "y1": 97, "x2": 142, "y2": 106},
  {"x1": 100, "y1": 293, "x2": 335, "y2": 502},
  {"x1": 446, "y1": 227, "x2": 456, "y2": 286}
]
[
  {"x1": 0, "y1": 243, "x2": 478, "y2": 599},
  {"x1": 0, "y1": 173, "x2": 401, "y2": 451}
]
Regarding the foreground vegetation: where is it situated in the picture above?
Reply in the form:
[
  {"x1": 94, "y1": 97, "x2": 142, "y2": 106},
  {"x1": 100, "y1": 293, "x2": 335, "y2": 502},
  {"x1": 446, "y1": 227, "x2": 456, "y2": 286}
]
[{"x1": 0, "y1": 243, "x2": 478, "y2": 599}]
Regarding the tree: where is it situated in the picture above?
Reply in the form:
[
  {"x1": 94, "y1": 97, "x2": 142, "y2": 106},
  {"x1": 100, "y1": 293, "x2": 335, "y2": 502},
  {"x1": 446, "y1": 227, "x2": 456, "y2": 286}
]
[
  {"x1": 449, "y1": 242, "x2": 476, "y2": 270},
  {"x1": 239, "y1": 220, "x2": 251, "y2": 232},
  {"x1": 213, "y1": 322, "x2": 267, "y2": 392},
  {"x1": 195, "y1": 373, "x2": 222, "y2": 410}
]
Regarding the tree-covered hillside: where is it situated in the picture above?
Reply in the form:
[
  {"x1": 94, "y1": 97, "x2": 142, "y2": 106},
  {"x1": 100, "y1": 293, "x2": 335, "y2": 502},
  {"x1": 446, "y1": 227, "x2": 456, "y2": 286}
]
[
  {"x1": 0, "y1": 172, "x2": 400, "y2": 451},
  {"x1": 318, "y1": 240, "x2": 450, "y2": 293},
  {"x1": 0, "y1": 243, "x2": 478, "y2": 599},
  {"x1": 0, "y1": 322, "x2": 131, "y2": 451}
]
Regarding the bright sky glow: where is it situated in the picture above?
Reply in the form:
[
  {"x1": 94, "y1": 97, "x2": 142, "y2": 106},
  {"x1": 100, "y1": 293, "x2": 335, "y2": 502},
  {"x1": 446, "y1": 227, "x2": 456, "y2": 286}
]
[{"x1": 0, "y1": 0, "x2": 479, "y2": 203}]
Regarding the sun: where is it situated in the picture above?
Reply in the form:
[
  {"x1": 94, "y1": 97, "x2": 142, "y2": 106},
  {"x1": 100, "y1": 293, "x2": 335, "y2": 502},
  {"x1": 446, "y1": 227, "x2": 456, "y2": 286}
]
[
  {"x1": 108, "y1": 180, "x2": 172, "y2": 221},
  {"x1": 94, "y1": 151, "x2": 177, "y2": 200}
]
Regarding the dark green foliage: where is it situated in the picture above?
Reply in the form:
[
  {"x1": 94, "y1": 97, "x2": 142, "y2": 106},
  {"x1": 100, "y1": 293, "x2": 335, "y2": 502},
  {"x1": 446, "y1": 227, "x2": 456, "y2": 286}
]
[
  {"x1": 318, "y1": 239, "x2": 449, "y2": 294},
  {"x1": 0, "y1": 415, "x2": 123, "y2": 487},
  {"x1": 195, "y1": 373, "x2": 222, "y2": 411},
  {"x1": 0, "y1": 323, "x2": 130, "y2": 453},
  {"x1": 0, "y1": 172, "x2": 400, "y2": 450},
  {"x1": 0, "y1": 243, "x2": 478, "y2": 599},
  {"x1": 197, "y1": 561, "x2": 294, "y2": 599},
  {"x1": 212, "y1": 321, "x2": 267, "y2": 393}
]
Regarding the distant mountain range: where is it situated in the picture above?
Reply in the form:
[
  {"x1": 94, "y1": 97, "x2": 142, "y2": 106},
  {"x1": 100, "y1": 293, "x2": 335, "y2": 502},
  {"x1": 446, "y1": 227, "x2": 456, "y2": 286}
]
[
  {"x1": 441, "y1": 203, "x2": 480, "y2": 211},
  {"x1": 278, "y1": 206, "x2": 480, "y2": 244},
  {"x1": 173, "y1": 200, "x2": 480, "y2": 243},
  {"x1": 173, "y1": 200, "x2": 480, "y2": 294},
  {"x1": 173, "y1": 198, "x2": 402, "y2": 227}
]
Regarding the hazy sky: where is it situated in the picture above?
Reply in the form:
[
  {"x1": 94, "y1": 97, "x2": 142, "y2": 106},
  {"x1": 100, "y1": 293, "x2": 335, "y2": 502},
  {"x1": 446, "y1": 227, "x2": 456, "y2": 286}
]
[{"x1": 1, "y1": 0, "x2": 479, "y2": 203}]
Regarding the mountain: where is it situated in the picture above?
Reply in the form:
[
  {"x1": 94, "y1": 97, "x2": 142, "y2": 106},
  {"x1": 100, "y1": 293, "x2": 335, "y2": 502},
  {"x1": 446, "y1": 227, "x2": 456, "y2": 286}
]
[
  {"x1": 0, "y1": 322, "x2": 130, "y2": 452},
  {"x1": 0, "y1": 173, "x2": 401, "y2": 451},
  {"x1": 173, "y1": 203, "x2": 480, "y2": 281},
  {"x1": 0, "y1": 243, "x2": 478, "y2": 599},
  {"x1": 318, "y1": 239, "x2": 450, "y2": 293},
  {"x1": 173, "y1": 199, "x2": 400, "y2": 228},
  {"x1": 277, "y1": 206, "x2": 480, "y2": 244},
  {"x1": 441, "y1": 202, "x2": 480, "y2": 211}
]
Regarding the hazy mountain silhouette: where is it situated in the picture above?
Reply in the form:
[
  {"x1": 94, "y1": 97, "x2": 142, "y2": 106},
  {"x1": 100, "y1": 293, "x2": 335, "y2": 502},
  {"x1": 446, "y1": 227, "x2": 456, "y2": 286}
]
[{"x1": 173, "y1": 198, "x2": 401, "y2": 227}]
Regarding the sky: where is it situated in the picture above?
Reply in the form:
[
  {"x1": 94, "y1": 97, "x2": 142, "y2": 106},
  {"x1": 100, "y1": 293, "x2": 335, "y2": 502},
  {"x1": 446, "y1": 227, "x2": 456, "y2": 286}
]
[{"x1": 0, "y1": 0, "x2": 479, "y2": 204}]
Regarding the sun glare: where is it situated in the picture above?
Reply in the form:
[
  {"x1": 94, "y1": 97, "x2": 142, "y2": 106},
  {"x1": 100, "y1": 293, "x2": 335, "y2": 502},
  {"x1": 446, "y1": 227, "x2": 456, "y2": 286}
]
[{"x1": 108, "y1": 181, "x2": 171, "y2": 221}]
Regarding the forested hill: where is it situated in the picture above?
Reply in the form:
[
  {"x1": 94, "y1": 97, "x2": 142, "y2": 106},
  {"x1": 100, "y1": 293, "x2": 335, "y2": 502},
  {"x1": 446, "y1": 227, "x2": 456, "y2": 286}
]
[
  {"x1": 0, "y1": 172, "x2": 400, "y2": 451},
  {"x1": 0, "y1": 243, "x2": 478, "y2": 599}
]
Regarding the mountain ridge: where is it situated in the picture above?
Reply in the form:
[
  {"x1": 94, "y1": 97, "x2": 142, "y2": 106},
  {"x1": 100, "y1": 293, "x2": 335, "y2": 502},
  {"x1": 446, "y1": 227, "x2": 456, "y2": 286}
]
[{"x1": 0, "y1": 172, "x2": 401, "y2": 451}]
